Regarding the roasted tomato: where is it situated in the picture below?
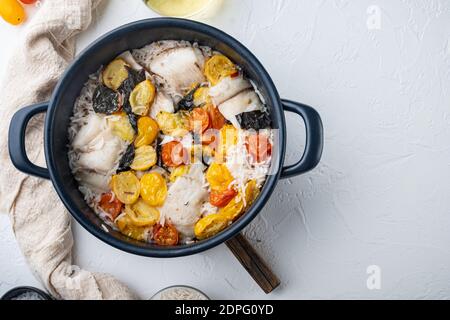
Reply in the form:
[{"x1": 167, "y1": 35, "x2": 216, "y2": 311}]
[
  {"x1": 130, "y1": 145, "x2": 157, "y2": 171},
  {"x1": 206, "y1": 162, "x2": 234, "y2": 192},
  {"x1": 0, "y1": 0, "x2": 26, "y2": 25},
  {"x1": 189, "y1": 107, "x2": 210, "y2": 133},
  {"x1": 210, "y1": 188, "x2": 237, "y2": 208},
  {"x1": 102, "y1": 58, "x2": 130, "y2": 91},
  {"x1": 218, "y1": 196, "x2": 244, "y2": 221},
  {"x1": 194, "y1": 214, "x2": 230, "y2": 240},
  {"x1": 219, "y1": 180, "x2": 259, "y2": 221},
  {"x1": 204, "y1": 55, "x2": 238, "y2": 85},
  {"x1": 111, "y1": 171, "x2": 140, "y2": 204},
  {"x1": 216, "y1": 124, "x2": 238, "y2": 163},
  {"x1": 193, "y1": 86, "x2": 210, "y2": 106},
  {"x1": 134, "y1": 116, "x2": 159, "y2": 148},
  {"x1": 156, "y1": 111, "x2": 189, "y2": 137},
  {"x1": 140, "y1": 172, "x2": 167, "y2": 206},
  {"x1": 129, "y1": 80, "x2": 156, "y2": 115},
  {"x1": 245, "y1": 133, "x2": 272, "y2": 163},
  {"x1": 169, "y1": 165, "x2": 190, "y2": 182},
  {"x1": 153, "y1": 223, "x2": 179, "y2": 246},
  {"x1": 108, "y1": 112, "x2": 135, "y2": 142},
  {"x1": 98, "y1": 192, "x2": 123, "y2": 220},
  {"x1": 205, "y1": 104, "x2": 227, "y2": 130},
  {"x1": 201, "y1": 129, "x2": 219, "y2": 147},
  {"x1": 116, "y1": 214, "x2": 147, "y2": 241},
  {"x1": 161, "y1": 141, "x2": 189, "y2": 167},
  {"x1": 126, "y1": 200, "x2": 160, "y2": 227}
]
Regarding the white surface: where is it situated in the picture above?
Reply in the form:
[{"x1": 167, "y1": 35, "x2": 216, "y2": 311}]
[{"x1": 1, "y1": 0, "x2": 450, "y2": 299}]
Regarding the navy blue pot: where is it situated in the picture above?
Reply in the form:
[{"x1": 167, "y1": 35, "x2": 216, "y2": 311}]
[{"x1": 8, "y1": 18, "x2": 323, "y2": 257}]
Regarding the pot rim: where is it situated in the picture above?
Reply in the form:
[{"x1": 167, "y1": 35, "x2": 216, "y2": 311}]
[{"x1": 45, "y1": 18, "x2": 286, "y2": 257}]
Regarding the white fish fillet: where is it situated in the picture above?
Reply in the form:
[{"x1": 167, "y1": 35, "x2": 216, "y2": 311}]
[
  {"x1": 218, "y1": 89, "x2": 263, "y2": 128},
  {"x1": 149, "y1": 47, "x2": 205, "y2": 101},
  {"x1": 76, "y1": 171, "x2": 111, "y2": 194},
  {"x1": 160, "y1": 164, "x2": 208, "y2": 238},
  {"x1": 149, "y1": 91, "x2": 174, "y2": 118},
  {"x1": 209, "y1": 76, "x2": 252, "y2": 106},
  {"x1": 77, "y1": 133, "x2": 124, "y2": 174},
  {"x1": 72, "y1": 113, "x2": 105, "y2": 151}
]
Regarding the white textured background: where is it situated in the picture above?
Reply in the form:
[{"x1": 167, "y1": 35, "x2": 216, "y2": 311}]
[{"x1": 1, "y1": 0, "x2": 450, "y2": 299}]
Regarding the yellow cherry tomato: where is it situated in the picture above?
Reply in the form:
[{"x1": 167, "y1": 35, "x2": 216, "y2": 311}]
[
  {"x1": 0, "y1": 0, "x2": 26, "y2": 25},
  {"x1": 116, "y1": 213, "x2": 147, "y2": 241},
  {"x1": 102, "y1": 58, "x2": 129, "y2": 90},
  {"x1": 111, "y1": 171, "x2": 140, "y2": 204},
  {"x1": 206, "y1": 162, "x2": 234, "y2": 192},
  {"x1": 134, "y1": 116, "x2": 159, "y2": 148},
  {"x1": 156, "y1": 111, "x2": 189, "y2": 137},
  {"x1": 194, "y1": 213, "x2": 230, "y2": 240},
  {"x1": 126, "y1": 201, "x2": 160, "y2": 227},
  {"x1": 108, "y1": 112, "x2": 135, "y2": 142},
  {"x1": 193, "y1": 86, "x2": 210, "y2": 106},
  {"x1": 130, "y1": 145, "x2": 157, "y2": 171},
  {"x1": 218, "y1": 196, "x2": 244, "y2": 221},
  {"x1": 169, "y1": 165, "x2": 190, "y2": 183},
  {"x1": 204, "y1": 55, "x2": 238, "y2": 85},
  {"x1": 215, "y1": 124, "x2": 238, "y2": 162},
  {"x1": 219, "y1": 180, "x2": 259, "y2": 221},
  {"x1": 129, "y1": 80, "x2": 156, "y2": 115},
  {"x1": 140, "y1": 172, "x2": 167, "y2": 206}
]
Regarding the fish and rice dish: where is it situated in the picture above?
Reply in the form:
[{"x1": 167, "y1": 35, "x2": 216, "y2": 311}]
[{"x1": 68, "y1": 40, "x2": 273, "y2": 246}]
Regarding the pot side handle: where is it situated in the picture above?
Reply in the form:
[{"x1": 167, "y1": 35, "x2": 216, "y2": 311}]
[
  {"x1": 280, "y1": 99, "x2": 323, "y2": 179},
  {"x1": 8, "y1": 102, "x2": 50, "y2": 179}
]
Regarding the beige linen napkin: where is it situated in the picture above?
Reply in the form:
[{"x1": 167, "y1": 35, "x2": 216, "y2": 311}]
[{"x1": 0, "y1": 0, "x2": 136, "y2": 300}]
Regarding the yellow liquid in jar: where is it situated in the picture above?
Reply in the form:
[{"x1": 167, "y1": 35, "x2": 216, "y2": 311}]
[{"x1": 146, "y1": 0, "x2": 214, "y2": 17}]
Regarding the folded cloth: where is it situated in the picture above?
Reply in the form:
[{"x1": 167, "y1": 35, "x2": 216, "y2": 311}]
[{"x1": 0, "y1": 0, "x2": 136, "y2": 300}]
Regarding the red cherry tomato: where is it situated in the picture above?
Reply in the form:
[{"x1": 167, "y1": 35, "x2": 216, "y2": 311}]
[
  {"x1": 153, "y1": 223, "x2": 179, "y2": 246},
  {"x1": 98, "y1": 192, "x2": 123, "y2": 220},
  {"x1": 19, "y1": 0, "x2": 37, "y2": 4},
  {"x1": 161, "y1": 141, "x2": 189, "y2": 167},
  {"x1": 245, "y1": 133, "x2": 272, "y2": 163},
  {"x1": 210, "y1": 188, "x2": 237, "y2": 207}
]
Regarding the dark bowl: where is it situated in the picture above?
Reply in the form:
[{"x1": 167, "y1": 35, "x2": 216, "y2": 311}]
[
  {"x1": 1, "y1": 286, "x2": 53, "y2": 300},
  {"x1": 8, "y1": 18, "x2": 323, "y2": 257}
]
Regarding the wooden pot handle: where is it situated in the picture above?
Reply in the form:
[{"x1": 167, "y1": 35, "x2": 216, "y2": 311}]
[{"x1": 225, "y1": 233, "x2": 280, "y2": 294}]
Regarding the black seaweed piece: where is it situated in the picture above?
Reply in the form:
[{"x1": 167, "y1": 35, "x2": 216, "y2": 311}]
[
  {"x1": 236, "y1": 110, "x2": 272, "y2": 130},
  {"x1": 176, "y1": 84, "x2": 200, "y2": 112},
  {"x1": 119, "y1": 67, "x2": 146, "y2": 97},
  {"x1": 127, "y1": 112, "x2": 138, "y2": 133},
  {"x1": 119, "y1": 67, "x2": 146, "y2": 116},
  {"x1": 92, "y1": 85, "x2": 120, "y2": 115},
  {"x1": 117, "y1": 144, "x2": 135, "y2": 172}
]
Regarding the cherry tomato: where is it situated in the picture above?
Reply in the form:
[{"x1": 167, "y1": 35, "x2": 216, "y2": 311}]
[
  {"x1": 140, "y1": 172, "x2": 167, "y2": 207},
  {"x1": 204, "y1": 55, "x2": 238, "y2": 85},
  {"x1": 99, "y1": 193, "x2": 123, "y2": 220},
  {"x1": 201, "y1": 128, "x2": 219, "y2": 148},
  {"x1": 153, "y1": 223, "x2": 179, "y2": 246},
  {"x1": 194, "y1": 214, "x2": 229, "y2": 240},
  {"x1": 245, "y1": 133, "x2": 272, "y2": 163},
  {"x1": 19, "y1": 0, "x2": 37, "y2": 4},
  {"x1": 210, "y1": 188, "x2": 237, "y2": 208},
  {"x1": 205, "y1": 104, "x2": 227, "y2": 130},
  {"x1": 161, "y1": 141, "x2": 189, "y2": 167},
  {"x1": 0, "y1": 0, "x2": 26, "y2": 25},
  {"x1": 206, "y1": 162, "x2": 234, "y2": 192},
  {"x1": 189, "y1": 107, "x2": 210, "y2": 133}
]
